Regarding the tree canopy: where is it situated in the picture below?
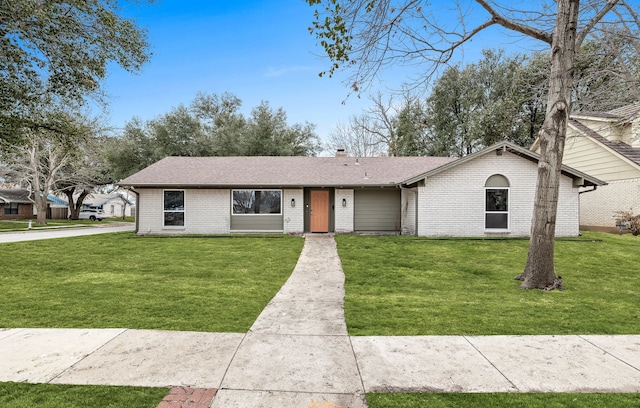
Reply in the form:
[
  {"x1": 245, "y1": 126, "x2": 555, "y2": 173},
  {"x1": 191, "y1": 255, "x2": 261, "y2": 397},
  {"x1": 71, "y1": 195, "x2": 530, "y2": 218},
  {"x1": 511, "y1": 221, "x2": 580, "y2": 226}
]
[
  {"x1": 0, "y1": 0, "x2": 152, "y2": 142},
  {"x1": 106, "y1": 93, "x2": 321, "y2": 180}
]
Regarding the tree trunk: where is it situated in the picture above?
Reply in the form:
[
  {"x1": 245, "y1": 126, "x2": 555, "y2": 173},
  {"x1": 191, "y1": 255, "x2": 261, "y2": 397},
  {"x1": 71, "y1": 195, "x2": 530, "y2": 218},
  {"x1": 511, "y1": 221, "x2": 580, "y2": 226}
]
[
  {"x1": 519, "y1": 0, "x2": 579, "y2": 290},
  {"x1": 64, "y1": 188, "x2": 90, "y2": 220},
  {"x1": 35, "y1": 194, "x2": 48, "y2": 225}
]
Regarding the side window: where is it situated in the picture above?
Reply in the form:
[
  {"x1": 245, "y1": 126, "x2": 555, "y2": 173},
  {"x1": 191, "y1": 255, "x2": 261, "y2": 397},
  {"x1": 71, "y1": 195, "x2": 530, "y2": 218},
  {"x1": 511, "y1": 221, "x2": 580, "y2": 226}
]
[
  {"x1": 485, "y1": 175, "x2": 509, "y2": 229},
  {"x1": 164, "y1": 190, "x2": 185, "y2": 226}
]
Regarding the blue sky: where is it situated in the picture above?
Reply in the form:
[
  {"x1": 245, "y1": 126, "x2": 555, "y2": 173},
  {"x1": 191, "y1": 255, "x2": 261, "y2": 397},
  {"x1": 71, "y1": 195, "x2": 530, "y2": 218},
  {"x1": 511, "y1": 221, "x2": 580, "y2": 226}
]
[
  {"x1": 103, "y1": 0, "x2": 372, "y2": 142},
  {"x1": 102, "y1": 0, "x2": 544, "y2": 144}
]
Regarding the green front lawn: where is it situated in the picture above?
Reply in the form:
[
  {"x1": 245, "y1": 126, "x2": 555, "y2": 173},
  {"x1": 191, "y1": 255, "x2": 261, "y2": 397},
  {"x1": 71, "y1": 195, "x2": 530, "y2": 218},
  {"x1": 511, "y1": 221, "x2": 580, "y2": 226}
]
[
  {"x1": 337, "y1": 232, "x2": 639, "y2": 335},
  {"x1": 0, "y1": 382, "x2": 167, "y2": 408},
  {"x1": 2, "y1": 231, "x2": 638, "y2": 408},
  {"x1": 0, "y1": 233, "x2": 303, "y2": 332},
  {"x1": 366, "y1": 392, "x2": 640, "y2": 408}
]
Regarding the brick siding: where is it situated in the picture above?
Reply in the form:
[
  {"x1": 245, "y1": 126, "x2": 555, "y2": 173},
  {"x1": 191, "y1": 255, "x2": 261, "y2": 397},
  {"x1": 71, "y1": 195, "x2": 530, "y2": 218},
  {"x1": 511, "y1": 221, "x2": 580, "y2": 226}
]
[
  {"x1": 137, "y1": 188, "x2": 230, "y2": 235},
  {"x1": 283, "y1": 189, "x2": 304, "y2": 233},
  {"x1": 417, "y1": 151, "x2": 579, "y2": 237},
  {"x1": 334, "y1": 189, "x2": 354, "y2": 233},
  {"x1": 579, "y1": 178, "x2": 640, "y2": 227}
]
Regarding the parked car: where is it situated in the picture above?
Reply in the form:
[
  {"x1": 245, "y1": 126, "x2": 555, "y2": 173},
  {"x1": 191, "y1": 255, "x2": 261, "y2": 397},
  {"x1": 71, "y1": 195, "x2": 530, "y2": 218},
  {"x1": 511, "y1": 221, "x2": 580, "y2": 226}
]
[{"x1": 78, "y1": 209, "x2": 106, "y2": 221}]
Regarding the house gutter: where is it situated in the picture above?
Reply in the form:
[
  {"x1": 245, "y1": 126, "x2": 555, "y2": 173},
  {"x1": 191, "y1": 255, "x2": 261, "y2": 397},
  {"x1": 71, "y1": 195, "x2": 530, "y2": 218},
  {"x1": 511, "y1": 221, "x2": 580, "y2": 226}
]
[{"x1": 579, "y1": 185, "x2": 597, "y2": 194}]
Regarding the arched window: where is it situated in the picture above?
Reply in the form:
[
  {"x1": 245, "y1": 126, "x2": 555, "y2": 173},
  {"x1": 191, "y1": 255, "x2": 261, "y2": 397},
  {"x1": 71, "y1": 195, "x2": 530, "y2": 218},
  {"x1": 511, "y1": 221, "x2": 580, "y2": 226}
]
[{"x1": 485, "y1": 175, "x2": 509, "y2": 229}]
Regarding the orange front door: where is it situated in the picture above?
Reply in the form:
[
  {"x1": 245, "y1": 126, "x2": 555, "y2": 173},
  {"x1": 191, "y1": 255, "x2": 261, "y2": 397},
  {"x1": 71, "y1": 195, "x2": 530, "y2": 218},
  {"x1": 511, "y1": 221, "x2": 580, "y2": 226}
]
[{"x1": 310, "y1": 190, "x2": 329, "y2": 232}]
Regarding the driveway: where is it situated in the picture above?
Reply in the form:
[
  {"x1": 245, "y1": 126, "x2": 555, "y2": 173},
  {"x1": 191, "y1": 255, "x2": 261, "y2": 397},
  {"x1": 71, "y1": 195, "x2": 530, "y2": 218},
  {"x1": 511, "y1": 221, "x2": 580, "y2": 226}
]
[{"x1": 0, "y1": 224, "x2": 135, "y2": 243}]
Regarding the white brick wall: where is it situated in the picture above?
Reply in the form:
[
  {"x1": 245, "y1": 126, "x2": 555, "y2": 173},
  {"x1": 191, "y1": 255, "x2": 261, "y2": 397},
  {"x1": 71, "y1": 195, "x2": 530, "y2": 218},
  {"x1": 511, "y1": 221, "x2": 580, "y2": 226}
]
[
  {"x1": 334, "y1": 189, "x2": 354, "y2": 233},
  {"x1": 136, "y1": 188, "x2": 230, "y2": 235},
  {"x1": 416, "y1": 151, "x2": 580, "y2": 237},
  {"x1": 401, "y1": 188, "x2": 417, "y2": 235},
  {"x1": 186, "y1": 189, "x2": 230, "y2": 234},
  {"x1": 580, "y1": 178, "x2": 640, "y2": 226},
  {"x1": 137, "y1": 188, "x2": 163, "y2": 234},
  {"x1": 283, "y1": 189, "x2": 304, "y2": 233}
]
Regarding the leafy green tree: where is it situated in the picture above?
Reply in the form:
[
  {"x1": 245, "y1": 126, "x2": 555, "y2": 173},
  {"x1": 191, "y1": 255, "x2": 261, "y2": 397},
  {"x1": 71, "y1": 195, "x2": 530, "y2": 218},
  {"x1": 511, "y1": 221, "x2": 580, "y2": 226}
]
[
  {"x1": 106, "y1": 93, "x2": 321, "y2": 179},
  {"x1": 426, "y1": 65, "x2": 478, "y2": 157},
  {"x1": 244, "y1": 101, "x2": 320, "y2": 156},
  {"x1": 392, "y1": 96, "x2": 429, "y2": 156},
  {"x1": 572, "y1": 38, "x2": 640, "y2": 112},
  {"x1": 1, "y1": 0, "x2": 151, "y2": 142},
  {"x1": 191, "y1": 92, "x2": 247, "y2": 156},
  {"x1": 104, "y1": 117, "x2": 158, "y2": 181},
  {"x1": 425, "y1": 50, "x2": 545, "y2": 157}
]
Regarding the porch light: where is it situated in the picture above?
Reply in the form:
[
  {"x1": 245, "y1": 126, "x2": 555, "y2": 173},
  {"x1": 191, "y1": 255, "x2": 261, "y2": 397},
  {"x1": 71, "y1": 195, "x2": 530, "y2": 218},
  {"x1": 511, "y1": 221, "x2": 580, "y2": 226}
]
[
  {"x1": 342, "y1": 198, "x2": 347, "y2": 207},
  {"x1": 291, "y1": 198, "x2": 296, "y2": 207}
]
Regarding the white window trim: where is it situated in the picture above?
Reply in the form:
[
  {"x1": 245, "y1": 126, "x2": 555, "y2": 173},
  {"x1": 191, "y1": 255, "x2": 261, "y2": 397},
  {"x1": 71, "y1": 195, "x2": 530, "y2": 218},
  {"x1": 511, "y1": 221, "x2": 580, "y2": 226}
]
[
  {"x1": 163, "y1": 189, "x2": 186, "y2": 228},
  {"x1": 231, "y1": 189, "x2": 283, "y2": 216},
  {"x1": 484, "y1": 187, "x2": 510, "y2": 231}
]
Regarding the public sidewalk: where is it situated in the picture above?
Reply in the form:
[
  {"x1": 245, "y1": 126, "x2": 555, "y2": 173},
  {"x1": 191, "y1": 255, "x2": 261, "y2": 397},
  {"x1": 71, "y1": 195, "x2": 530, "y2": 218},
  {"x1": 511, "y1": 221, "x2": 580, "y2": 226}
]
[{"x1": 1, "y1": 235, "x2": 639, "y2": 408}]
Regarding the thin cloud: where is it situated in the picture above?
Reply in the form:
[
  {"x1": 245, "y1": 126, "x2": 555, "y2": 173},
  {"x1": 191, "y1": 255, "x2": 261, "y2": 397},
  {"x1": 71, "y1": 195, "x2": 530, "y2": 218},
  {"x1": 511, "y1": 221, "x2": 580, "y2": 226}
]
[{"x1": 265, "y1": 65, "x2": 310, "y2": 77}]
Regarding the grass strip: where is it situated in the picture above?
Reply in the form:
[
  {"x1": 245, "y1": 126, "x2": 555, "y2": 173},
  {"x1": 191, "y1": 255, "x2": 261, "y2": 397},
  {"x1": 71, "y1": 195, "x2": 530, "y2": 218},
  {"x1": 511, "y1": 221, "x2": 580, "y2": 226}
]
[
  {"x1": 366, "y1": 392, "x2": 640, "y2": 408},
  {"x1": 0, "y1": 382, "x2": 167, "y2": 408}
]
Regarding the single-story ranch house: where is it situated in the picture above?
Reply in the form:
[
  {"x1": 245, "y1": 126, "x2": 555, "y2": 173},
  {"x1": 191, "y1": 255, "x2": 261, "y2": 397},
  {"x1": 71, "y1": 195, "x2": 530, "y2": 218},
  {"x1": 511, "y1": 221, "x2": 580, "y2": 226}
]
[
  {"x1": 119, "y1": 141, "x2": 604, "y2": 237},
  {"x1": 0, "y1": 188, "x2": 34, "y2": 220}
]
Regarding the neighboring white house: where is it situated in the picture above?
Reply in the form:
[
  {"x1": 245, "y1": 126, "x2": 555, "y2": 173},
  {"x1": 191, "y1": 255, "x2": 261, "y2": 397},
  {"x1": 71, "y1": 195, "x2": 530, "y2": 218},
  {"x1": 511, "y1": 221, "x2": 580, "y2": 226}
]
[
  {"x1": 532, "y1": 103, "x2": 640, "y2": 227},
  {"x1": 119, "y1": 142, "x2": 603, "y2": 237},
  {"x1": 81, "y1": 192, "x2": 135, "y2": 218}
]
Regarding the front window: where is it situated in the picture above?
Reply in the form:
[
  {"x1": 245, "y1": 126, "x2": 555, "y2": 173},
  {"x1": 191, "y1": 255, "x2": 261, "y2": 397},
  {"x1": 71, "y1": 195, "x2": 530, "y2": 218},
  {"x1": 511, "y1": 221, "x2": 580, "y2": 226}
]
[
  {"x1": 164, "y1": 190, "x2": 185, "y2": 226},
  {"x1": 4, "y1": 203, "x2": 18, "y2": 215},
  {"x1": 232, "y1": 190, "x2": 281, "y2": 214},
  {"x1": 485, "y1": 175, "x2": 509, "y2": 230}
]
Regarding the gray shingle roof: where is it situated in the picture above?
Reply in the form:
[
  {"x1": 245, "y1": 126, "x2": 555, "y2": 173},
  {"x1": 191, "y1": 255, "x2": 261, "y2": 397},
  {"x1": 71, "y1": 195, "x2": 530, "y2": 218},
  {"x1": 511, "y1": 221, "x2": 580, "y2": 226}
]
[
  {"x1": 0, "y1": 189, "x2": 33, "y2": 203},
  {"x1": 607, "y1": 102, "x2": 640, "y2": 121},
  {"x1": 119, "y1": 156, "x2": 458, "y2": 188}
]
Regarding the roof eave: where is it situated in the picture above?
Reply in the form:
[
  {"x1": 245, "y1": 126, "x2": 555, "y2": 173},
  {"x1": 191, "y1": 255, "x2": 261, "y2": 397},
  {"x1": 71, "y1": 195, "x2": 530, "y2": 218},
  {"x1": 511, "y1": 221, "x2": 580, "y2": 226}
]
[{"x1": 120, "y1": 183, "x2": 403, "y2": 189}]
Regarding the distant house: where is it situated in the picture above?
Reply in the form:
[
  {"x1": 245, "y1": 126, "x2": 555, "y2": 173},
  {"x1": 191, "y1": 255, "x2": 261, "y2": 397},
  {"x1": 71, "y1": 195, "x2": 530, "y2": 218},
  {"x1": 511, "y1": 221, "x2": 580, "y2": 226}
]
[
  {"x1": 47, "y1": 194, "x2": 69, "y2": 219},
  {"x1": 0, "y1": 189, "x2": 34, "y2": 220},
  {"x1": 532, "y1": 103, "x2": 640, "y2": 227},
  {"x1": 81, "y1": 193, "x2": 135, "y2": 218},
  {"x1": 120, "y1": 142, "x2": 603, "y2": 237}
]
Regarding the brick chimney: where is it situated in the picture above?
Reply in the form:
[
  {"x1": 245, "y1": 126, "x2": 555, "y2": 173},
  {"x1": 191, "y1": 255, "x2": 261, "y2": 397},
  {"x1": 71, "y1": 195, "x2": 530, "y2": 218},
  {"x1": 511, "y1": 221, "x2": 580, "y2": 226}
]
[{"x1": 335, "y1": 149, "x2": 347, "y2": 157}]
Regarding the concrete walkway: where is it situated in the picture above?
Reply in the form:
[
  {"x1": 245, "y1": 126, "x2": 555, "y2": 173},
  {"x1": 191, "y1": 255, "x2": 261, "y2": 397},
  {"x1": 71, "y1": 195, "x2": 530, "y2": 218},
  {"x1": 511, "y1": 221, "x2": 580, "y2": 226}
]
[
  {"x1": 1, "y1": 234, "x2": 640, "y2": 407},
  {"x1": 211, "y1": 234, "x2": 366, "y2": 407}
]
